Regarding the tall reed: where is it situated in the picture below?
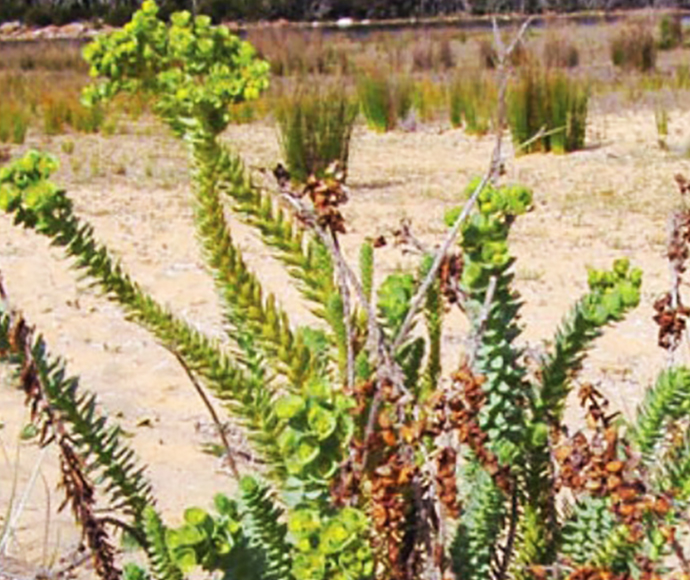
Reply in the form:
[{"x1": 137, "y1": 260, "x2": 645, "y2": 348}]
[
  {"x1": 449, "y1": 71, "x2": 496, "y2": 136},
  {"x1": 413, "y1": 77, "x2": 446, "y2": 123},
  {"x1": 42, "y1": 92, "x2": 106, "y2": 135},
  {"x1": 357, "y1": 70, "x2": 395, "y2": 132},
  {"x1": 508, "y1": 67, "x2": 589, "y2": 154}
]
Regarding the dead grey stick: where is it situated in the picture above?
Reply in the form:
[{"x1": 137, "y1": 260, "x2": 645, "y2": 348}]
[
  {"x1": 391, "y1": 174, "x2": 490, "y2": 354},
  {"x1": 667, "y1": 213, "x2": 681, "y2": 368},
  {"x1": 391, "y1": 17, "x2": 533, "y2": 354},
  {"x1": 279, "y1": 192, "x2": 386, "y2": 366}
]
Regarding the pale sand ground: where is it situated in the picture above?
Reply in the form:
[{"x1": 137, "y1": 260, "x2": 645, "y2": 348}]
[{"x1": 1, "y1": 105, "x2": 690, "y2": 573}]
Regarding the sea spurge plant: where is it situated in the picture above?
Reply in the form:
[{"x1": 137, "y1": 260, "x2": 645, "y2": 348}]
[
  {"x1": 164, "y1": 490, "x2": 277, "y2": 580},
  {"x1": 584, "y1": 258, "x2": 643, "y2": 324},
  {"x1": 0, "y1": 150, "x2": 60, "y2": 218},
  {"x1": 3, "y1": 139, "x2": 690, "y2": 579},
  {"x1": 7, "y1": 4, "x2": 690, "y2": 580}
]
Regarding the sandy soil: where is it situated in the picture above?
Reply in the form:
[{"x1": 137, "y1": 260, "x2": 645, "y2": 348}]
[{"x1": 1, "y1": 104, "x2": 690, "y2": 574}]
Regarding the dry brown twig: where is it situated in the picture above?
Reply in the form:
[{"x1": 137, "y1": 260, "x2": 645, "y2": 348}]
[
  {"x1": 167, "y1": 349, "x2": 241, "y2": 480},
  {"x1": 276, "y1": 178, "x2": 394, "y2": 372},
  {"x1": 393, "y1": 218, "x2": 432, "y2": 256},
  {"x1": 654, "y1": 175, "x2": 690, "y2": 363},
  {"x1": 0, "y1": 275, "x2": 121, "y2": 580}
]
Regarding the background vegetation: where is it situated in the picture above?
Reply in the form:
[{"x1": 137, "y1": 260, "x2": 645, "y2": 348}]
[{"x1": 3, "y1": 0, "x2": 690, "y2": 25}]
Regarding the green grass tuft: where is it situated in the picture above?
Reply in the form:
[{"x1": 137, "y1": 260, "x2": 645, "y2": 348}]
[
  {"x1": 357, "y1": 70, "x2": 396, "y2": 132},
  {"x1": 508, "y1": 67, "x2": 589, "y2": 155},
  {"x1": 449, "y1": 71, "x2": 496, "y2": 136},
  {"x1": 658, "y1": 13, "x2": 683, "y2": 50},
  {"x1": 275, "y1": 84, "x2": 358, "y2": 182}
]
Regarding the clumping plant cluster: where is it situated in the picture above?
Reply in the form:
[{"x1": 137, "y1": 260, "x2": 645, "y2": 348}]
[{"x1": 4, "y1": 4, "x2": 690, "y2": 580}]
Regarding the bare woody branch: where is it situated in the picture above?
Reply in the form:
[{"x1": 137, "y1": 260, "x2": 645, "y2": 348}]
[{"x1": 392, "y1": 17, "x2": 533, "y2": 353}]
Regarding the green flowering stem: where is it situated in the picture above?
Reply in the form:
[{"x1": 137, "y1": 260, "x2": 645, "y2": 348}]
[
  {"x1": 1, "y1": 151, "x2": 286, "y2": 477},
  {"x1": 186, "y1": 131, "x2": 318, "y2": 390}
]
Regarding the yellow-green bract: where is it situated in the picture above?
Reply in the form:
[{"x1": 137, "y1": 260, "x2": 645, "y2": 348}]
[{"x1": 81, "y1": 0, "x2": 270, "y2": 137}]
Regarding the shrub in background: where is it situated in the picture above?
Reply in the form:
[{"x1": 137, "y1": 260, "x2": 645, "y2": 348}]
[
  {"x1": 275, "y1": 85, "x2": 358, "y2": 182},
  {"x1": 611, "y1": 24, "x2": 657, "y2": 72},
  {"x1": 438, "y1": 34, "x2": 456, "y2": 70},
  {"x1": 543, "y1": 33, "x2": 580, "y2": 68},
  {"x1": 658, "y1": 13, "x2": 683, "y2": 50},
  {"x1": 248, "y1": 28, "x2": 351, "y2": 77},
  {"x1": 508, "y1": 67, "x2": 589, "y2": 154},
  {"x1": 0, "y1": 41, "x2": 86, "y2": 73},
  {"x1": 411, "y1": 33, "x2": 456, "y2": 73},
  {"x1": 449, "y1": 70, "x2": 496, "y2": 135}
]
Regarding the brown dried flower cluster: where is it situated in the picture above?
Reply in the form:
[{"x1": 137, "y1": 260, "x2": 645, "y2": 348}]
[
  {"x1": 654, "y1": 291, "x2": 690, "y2": 352},
  {"x1": 556, "y1": 384, "x2": 676, "y2": 547},
  {"x1": 300, "y1": 163, "x2": 349, "y2": 234},
  {"x1": 439, "y1": 253, "x2": 464, "y2": 306},
  {"x1": 426, "y1": 363, "x2": 512, "y2": 495},
  {"x1": 334, "y1": 378, "x2": 424, "y2": 580}
]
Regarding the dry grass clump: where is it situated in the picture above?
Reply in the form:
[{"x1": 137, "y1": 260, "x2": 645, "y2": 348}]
[
  {"x1": 0, "y1": 70, "x2": 111, "y2": 139},
  {"x1": 247, "y1": 28, "x2": 352, "y2": 77},
  {"x1": 0, "y1": 40, "x2": 87, "y2": 72},
  {"x1": 410, "y1": 30, "x2": 457, "y2": 72},
  {"x1": 675, "y1": 63, "x2": 690, "y2": 89},
  {"x1": 228, "y1": 99, "x2": 269, "y2": 125},
  {"x1": 610, "y1": 24, "x2": 656, "y2": 72},
  {"x1": 41, "y1": 91, "x2": 105, "y2": 135},
  {"x1": 543, "y1": 33, "x2": 579, "y2": 68}
]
